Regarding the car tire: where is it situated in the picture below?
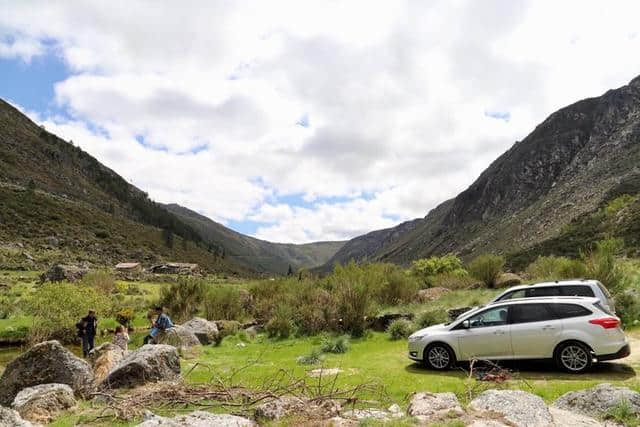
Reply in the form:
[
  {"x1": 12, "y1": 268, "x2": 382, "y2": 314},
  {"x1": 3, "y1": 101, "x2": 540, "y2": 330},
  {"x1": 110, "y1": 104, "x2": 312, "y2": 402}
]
[
  {"x1": 555, "y1": 341, "x2": 593, "y2": 374},
  {"x1": 424, "y1": 343, "x2": 455, "y2": 370}
]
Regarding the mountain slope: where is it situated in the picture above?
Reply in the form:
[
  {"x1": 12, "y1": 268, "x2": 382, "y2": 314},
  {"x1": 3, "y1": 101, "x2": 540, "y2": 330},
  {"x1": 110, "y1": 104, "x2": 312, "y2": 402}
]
[
  {"x1": 322, "y1": 75, "x2": 640, "y2": 269},
  {"x1": 164, "y1": 203, "x2": 345, "y2": 274},
  {"x1": 0, "y1": 98, "x2": 343, "y2": 274}
]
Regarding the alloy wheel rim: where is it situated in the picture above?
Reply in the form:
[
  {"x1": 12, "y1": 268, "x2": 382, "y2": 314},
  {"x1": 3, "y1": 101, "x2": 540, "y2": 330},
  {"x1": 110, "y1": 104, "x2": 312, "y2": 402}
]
[
  {"x1": 560, "y1": 345, "x2": 589, "y2": 371},
  {"x1": 428, "y1": 347, "x2": 450, "y2": 368}
]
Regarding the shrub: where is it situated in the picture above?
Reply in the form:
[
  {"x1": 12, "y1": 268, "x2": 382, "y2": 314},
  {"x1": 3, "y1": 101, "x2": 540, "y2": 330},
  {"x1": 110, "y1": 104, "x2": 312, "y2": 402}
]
[
  {"x1": 293, "y1": 286, "x2": 336, "y2": 335},
  {"x1": 265, "y1": 306, "x2": 295, "y2": 339},
  {"x1": 296, "y1": 348, "x2": 323, "y2": 365},
  {"x1": 387, "y1": 319, "x2": 414, "y2": 340},
  {"x1": 526, "y1": 255, "x2": 587, "y2": 280},
  {"x1": 430, "y1": 272, "x2": 476, "y2": 289},
  {"x1": 114, "y1": 281, "x2": 128, "y2": 294},
  {"x1": 81, "y1": 270, "x2": 116, "y2": 295},
  {"x1": 115, "y1": 308, "x2": 135, "y2": 328},
  {"x1": 416, "y1": 309, "x2": 447, "y2": 328},
  {"x1": 411, "y1": 255, "x2": 468, "y2": 286},
  {"x1": 613, "y1": 291, "x2": 640, "y2": 328},
  {"x1": 582, "y1": 238, "x2": 625, "y2": 291},
  {"x1": 320, "y1": 335, "x2": 350, "y2": 354},
  {"x1": 215, "y1": 320, "x2": 242, "y2": 341},
  {"x1": 327, "y1": 262, "x2": 377, "y2": 337},
  {"x1": 376, "y1": 265, "x2": 421, "y2": 305},
  {"x1": 158, "y1": 277, "x2": 206, "y2": 322},
  {"x1": 468, "y1": 255, "x2": 505, "y2": 288},
  {"x1": 203, "y1": 285, "x2": 245, "y2": 321},
  {"x1": 25, "y1": 282, "x2": 112, "y2": 343}
]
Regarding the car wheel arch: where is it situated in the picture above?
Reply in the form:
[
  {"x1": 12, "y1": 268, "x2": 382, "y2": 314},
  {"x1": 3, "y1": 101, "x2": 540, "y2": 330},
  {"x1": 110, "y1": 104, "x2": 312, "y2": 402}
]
[
  {"x1": 553, "y1": 339, "x2": 595, "y2": 359},
  {"x1": 424, "y1": 341, "x2": 458, "y2": 363}
]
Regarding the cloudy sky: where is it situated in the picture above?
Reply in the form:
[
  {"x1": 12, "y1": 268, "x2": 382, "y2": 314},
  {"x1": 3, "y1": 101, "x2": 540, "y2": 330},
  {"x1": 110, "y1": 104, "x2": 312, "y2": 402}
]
[{"x1": 1, "y1": 1, "x2": 639, "y2": 243}]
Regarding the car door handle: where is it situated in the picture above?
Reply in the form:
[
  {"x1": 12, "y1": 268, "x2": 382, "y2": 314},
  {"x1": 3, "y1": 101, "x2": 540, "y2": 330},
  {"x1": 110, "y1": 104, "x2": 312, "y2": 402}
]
[
  {"x1": 542, "y1": 325, "x2": 556, "y2": 330},
  {"x1": 493, "y1": 330, "x2": 506, "y2": 335}
]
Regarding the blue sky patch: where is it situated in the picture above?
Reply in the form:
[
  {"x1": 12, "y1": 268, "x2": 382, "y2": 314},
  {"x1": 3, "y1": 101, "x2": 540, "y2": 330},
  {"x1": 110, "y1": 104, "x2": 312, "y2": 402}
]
[
  {"x1": 484, "y1": 109, "x2": 511, "y2": 122},
  {"x1": 296, "y1": 112, "x2": 310, "y2": 128}
]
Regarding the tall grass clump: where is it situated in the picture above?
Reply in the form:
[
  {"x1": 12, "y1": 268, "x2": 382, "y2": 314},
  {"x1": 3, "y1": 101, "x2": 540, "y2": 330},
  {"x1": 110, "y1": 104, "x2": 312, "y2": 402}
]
[
  {"x1": 387, "y1": 319, "x2": 414, "y2": 340},
  {"x1": 158, "y1": 277, "x2": 206, "y2": 322},
  {"x1": 582, "y1": 237, "x2": 625, "y2": 291},
  {"x1": 296, "y1": 348, "x2": 323, "y2": 365},
  {"x1": 525, "y1": 255, "x2": 587, "y2": 280},
  {"x1": 265, "y1": 306, "x2": 295, "y2": 339},
  {"x1": 416, "y1": 309, "x2": 447, "y2": 328},
  {"x1": 320, "y1": 335, "x2": 350, "y2": 354},
  {"x1": 203, "y1": 285, "x2": 246, "y2": 321},
  {"x1": 81, "y1": 269, "x2": 116, "y2": 294},
  {"x1": 375, "y1": 264, "x2": 421, "y2": 305},
  {"x1": 468, "y1": 254, "x2": 505, "y2": 288}
]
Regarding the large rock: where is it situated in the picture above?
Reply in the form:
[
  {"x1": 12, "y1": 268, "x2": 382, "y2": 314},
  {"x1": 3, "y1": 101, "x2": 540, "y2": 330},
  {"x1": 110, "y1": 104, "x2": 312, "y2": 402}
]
[
  {"x1": 101, "y1": 344, "x2": 180, "y2": 389},
  {"x1": 548, "y1": 407, "x2": 604, "y2": 427},
  {"x1": 39, "y1": 264, "x2": 88, "y2": 283},
  {"x1": 88, "y1": 343, "x2": 125, "y2": 385},
  {"x1": 494, "y1": 273, "x2": 522, "y2": 288},
  {"x1": 407, "y1": 392, "x2": 465, "y2": 423},
  {"x1": 154, "y1": 326, "x2": 201, "y2": 349},
  {"x1": 0, "y1": 406, "x2": 35, "y2": 427},
  {"x1": 0, "y1": 340, "x2": 93, "y2": 406},
  {"x1": 12, "y1": 383, "x2": 76, "y2": 424},
  {"x1": 552, "y1": 383, "x2": 640, "y2": 418},
  {"x1": 137, "y1": 410, "x2": 255, "y2": 426},
  {"x1": 181, "y1": 318, "x2": 219, "y2": 345},
  {"x1": 469, "y1": 390, "x2": 554, "y2": 427}
]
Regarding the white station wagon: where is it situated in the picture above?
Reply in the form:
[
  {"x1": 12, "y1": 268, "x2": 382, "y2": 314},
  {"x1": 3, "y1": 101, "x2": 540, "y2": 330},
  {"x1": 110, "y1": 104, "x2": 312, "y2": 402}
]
[{"x1": 408, "y1": 296, "x2": 629, "y2": 373}]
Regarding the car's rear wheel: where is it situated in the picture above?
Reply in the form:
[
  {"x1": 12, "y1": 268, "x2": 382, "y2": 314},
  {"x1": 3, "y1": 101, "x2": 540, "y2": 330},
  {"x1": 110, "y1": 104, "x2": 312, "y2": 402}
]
[
  {"x1": 424, "y1": 343, "x2": 454, "y2": 370},
  {"x1": 555, "y1": 342, "x2": 592, "y2": 373}
]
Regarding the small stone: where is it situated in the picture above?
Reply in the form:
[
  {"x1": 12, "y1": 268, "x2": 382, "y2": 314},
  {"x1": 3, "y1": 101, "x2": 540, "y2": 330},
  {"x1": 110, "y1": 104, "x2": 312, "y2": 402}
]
[
  {"x1": 407, "y1": 392, "x2": 465, "y2": 422},
  {"x1": 0, "y1": 406, "x2": 36, "y2": 427}
]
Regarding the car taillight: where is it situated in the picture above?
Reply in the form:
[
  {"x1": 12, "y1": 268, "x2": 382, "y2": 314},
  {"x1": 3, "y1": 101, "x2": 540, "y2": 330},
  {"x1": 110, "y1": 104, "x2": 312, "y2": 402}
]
[{"x1": 589, "y1": 317, "x2": 620, "y2": 329}]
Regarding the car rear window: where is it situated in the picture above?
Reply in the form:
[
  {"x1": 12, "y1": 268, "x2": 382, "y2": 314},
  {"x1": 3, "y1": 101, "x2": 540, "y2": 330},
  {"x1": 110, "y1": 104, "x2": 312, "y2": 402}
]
[
  {"x1": 510, "y1": 303, "x2": 556, "y2": 323},
  {"x1": 550, "y1": 303, "x2": 592, "y2": 318},
  {"x1": 525, "y1": 287, "x2": 560, "y2": 298},
  {"x1": 560, "y1": 285, "x2": 595, "y2": 297}
]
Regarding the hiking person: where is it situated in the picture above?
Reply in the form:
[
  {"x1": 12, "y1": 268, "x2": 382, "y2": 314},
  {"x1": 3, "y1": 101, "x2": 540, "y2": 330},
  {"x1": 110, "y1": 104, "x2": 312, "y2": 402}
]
[
  {"x1": 112, "y1": 325, "x2": 130, "y2": 351},
  {"x1": 143, "y1": 306, "x2": 174, "y2": 344},
  {"x1": 79, "y1": 309, "x2": 98, "y2": 357}
]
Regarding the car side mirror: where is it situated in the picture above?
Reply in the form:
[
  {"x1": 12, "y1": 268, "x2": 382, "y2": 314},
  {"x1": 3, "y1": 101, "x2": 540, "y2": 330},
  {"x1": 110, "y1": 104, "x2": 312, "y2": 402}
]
[{"x1": 462, "y1": 320, "x2": 470, "y2": 329}]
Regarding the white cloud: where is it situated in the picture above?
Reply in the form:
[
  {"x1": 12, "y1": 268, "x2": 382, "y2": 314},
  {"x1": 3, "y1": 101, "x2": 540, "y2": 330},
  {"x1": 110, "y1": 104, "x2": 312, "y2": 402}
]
[{"x1": 2, "y1": 0, "x2": 640, "y2": 242}]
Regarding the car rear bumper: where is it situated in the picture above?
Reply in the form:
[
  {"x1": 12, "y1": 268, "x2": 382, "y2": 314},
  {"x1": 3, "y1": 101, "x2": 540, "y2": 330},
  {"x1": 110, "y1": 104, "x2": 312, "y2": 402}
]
[{"x1": 597, "y1": 343, "x2": 630, "y2": 361}]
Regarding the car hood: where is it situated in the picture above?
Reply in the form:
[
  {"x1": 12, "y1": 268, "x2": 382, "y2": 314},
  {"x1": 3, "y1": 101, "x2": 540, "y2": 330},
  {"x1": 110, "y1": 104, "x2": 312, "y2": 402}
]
[{"x1": 410, "y1": 323, "x2": 448, "y2": 338}]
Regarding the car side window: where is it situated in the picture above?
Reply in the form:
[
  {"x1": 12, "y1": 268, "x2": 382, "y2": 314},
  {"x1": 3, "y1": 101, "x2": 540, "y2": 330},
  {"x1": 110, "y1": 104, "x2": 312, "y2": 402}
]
[
  {"x1": 560, "y1": 285, "x2": 594, "y2": 297},
  {"x1": 467, "y1": 306, "x2": 509, "y2": 328},
  {"x1": 498, "y1": 290, "x2": 525, "y2": 301},
  {"x1": 510, "y1": 303, "x2": 556, "y2": 324},
  {"x1": 550, "y1": 303, "x2": 592, "y2": 319},
  {"x1": 525, "y1": 287, "x2": 560, "y2": 298}
]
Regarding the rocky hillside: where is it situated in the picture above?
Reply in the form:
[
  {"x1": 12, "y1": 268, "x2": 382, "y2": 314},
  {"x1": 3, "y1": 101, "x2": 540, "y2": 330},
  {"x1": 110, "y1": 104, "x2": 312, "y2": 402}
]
[
  {"x1": 0, "y1": 98, "x2": 342, "y2": 274},
  {"x1": 323, "y1": 75, "x2": 640, "y2": 269},
  {"x1": 165, "y1": 204, "x2": 345, "y2": 274}
]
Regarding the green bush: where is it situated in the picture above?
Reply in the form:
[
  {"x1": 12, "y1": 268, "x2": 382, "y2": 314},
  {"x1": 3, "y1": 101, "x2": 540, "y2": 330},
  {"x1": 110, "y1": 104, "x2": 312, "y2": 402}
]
[
  {"x1": 81, "y1": 270, "x2": 116, "y2": 295},
  {"x1": 582, "y1": 238, "x2": 625, "y2": 291},
  {"x1": 387, "y1": 319, "x2": 414, "y2": 340},
  {"x1": 613, "y1": 291, "x2": 640, "y2": 328},
  {"x1": 411, "y1": 255, "x2": 468, "y2": 286},
  {"x1": 25, "y1": 282, "x2": 113, "y2": 343},
  {"x1": 416, "y1": 309, "x2": 447, "y2": 328},
  {"x1": 327, "y1": 262, "x2": 377, "y2": 337},
  {"x1": 215, "y1": 320, "x2": 242, "y2": 342},
  {"x1": 526, "y1": 255, "x2": 587, "y2": 280},
  {"x1": 376, "y1": 264, "x2": 421, "y2": 305},
  {"x1": 265, "y1": 306, "x2": 295, "y2": 339},
  {"x1": 158, "y1": 277, "x2": 206, "y2": 322},
  {"x1": 296, "y1": 348, "x2": 323, "y2": 365},
  {"x1": 468, "y1": 255, "x2": 505, "y2": 288},
  {"x1": 429, "y1": 272, "x2": 476, "y2": 289},
  {"x1": 115, "y1": 308, "x2": 135, "y2": 328},
  {"x1": 320, "y1": 335, "x2": 350, "y2": 354},
  {"x1": 203, "y1": 285, "x2": 245, "y2": 321}
]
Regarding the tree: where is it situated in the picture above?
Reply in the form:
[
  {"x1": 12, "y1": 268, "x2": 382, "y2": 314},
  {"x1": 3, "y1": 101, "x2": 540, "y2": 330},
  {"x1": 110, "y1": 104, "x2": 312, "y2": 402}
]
[
  {"x1": 287, "y1": 264, "x2": 293, "y2": 276},
  {"x1": 162, "y1": 228, "x2": 174, "y2": 248}
]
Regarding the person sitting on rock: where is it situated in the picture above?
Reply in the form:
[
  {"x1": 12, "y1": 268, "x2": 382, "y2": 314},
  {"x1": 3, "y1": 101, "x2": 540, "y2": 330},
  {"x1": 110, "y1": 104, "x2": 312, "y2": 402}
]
[
  {"x1": 112, "y1": 325, "x2": 130, "y2": 351},
  {"x1": 143, "y1": 306, "x2": 174, "y2": 344}
]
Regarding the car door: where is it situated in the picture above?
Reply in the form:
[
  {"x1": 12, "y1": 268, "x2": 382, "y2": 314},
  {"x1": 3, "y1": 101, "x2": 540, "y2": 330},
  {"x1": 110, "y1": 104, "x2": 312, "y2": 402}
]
[
  {"x1": 456, "y1": 306, "x2": 512, "y2": 360},
  {"x1": 509, "y1": 303, "x2": 562, "y2": 358}
]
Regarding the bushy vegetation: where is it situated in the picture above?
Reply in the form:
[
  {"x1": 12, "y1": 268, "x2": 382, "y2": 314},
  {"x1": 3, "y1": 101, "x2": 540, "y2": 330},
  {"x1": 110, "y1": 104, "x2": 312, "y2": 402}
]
[
  {"x1": 468, "y1": 254, "x2": 505, "y2": 288},
  {"x1": 525, "y1": 255, "x2": 587, "y2": 280},
  {"x1": 416, "y1": 309, "x2": 447, "y2": 328},
  {"x1": 582, "y1": 237, "x2": 625, "y2": 292},
  {"x1": 411, "y1": 255, "x2": 469, "y2": 287},
  {"x1": 296, "y1": 348, "x2": 323, "y2": 365},
  {"x1": 25, "y1": 282, "x2": 113, "y2": 343},
  {"x1": 158, "y1": 277, "x2": 206, "y2": 322},
  {"x1": 602, "y1": 399, "x2": 639, "y2": 427},
  {"x1": 387, "y1": 319, "x2": 414, "y2": 340},
  {"x1": 320, "y1": 335, "x2": 350, "y2": 354},
  {"x1": 265, "y1": 306, "x2": 295, "y2": 339},
  {"x1": 203, "y1": 285, "x2": 247, "y2": 321}
]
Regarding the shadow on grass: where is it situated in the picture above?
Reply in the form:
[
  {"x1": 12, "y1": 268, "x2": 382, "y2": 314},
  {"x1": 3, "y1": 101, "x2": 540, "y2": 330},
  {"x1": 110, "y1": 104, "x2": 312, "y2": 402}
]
[{"x1": 405, "y1": 360, "x2": 637, "y2": 381}]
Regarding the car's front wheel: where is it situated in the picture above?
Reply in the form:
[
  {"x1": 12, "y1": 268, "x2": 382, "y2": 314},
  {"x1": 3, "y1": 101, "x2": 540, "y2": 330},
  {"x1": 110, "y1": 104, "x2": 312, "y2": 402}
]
[
  {"x1": 424, "y1": 343, "x2": 454, "y2": 370},
  {"x1": 555, "y1": 342, "x2": 592, "y2": 373}
]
